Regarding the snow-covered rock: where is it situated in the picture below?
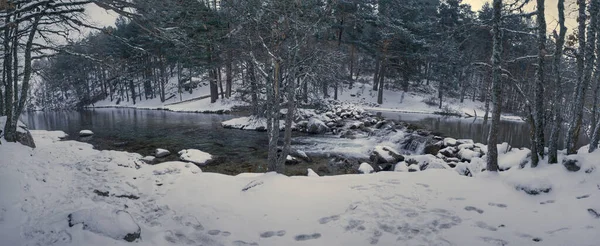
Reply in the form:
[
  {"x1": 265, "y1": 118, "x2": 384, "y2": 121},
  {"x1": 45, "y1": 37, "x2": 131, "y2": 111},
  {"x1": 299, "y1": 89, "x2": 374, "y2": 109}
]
[
  {"x1": 155, "y1": 148, "x2": 171, "y2": 158},
  {"x1": 178, "y1": 149, "x2": 212, "y2": 165},
  {"x1": 307, "y1": 168, "x2": 320, "y2": 177},
  {"x1": 79, "y1": 130, "x2": 94, "y2": 137},
  {"x1": 443, "y1": 138, "x2": 457, "y2": 146},
  {"x1": 68, "y1": 208, "x2": 141, "y2": 242},
  {"x1": 0, "y1": 116, "x2": 36, "y2": 148},
  {"x1": 306, "y1": 118, "x2": 329, "y2": 134},
  {"x1": 140, "y1": 156, "x2": 156, "y2": 164},
  {"x1": 394, "y1": 162, "x2": 409, "y2": 172},
  {"x1": 457, "y1": 148, "x2": 481, "y2": 161},
  {"x1": 562, "y1": 156, "x2": 581, "y2": 172},
  {"x1": 405, "y1": 155, "x2": 451, "y2": 171},
  {"x1": 290, "y1": 149, "x2": 311, "y2": 162},
  {"x1": 498, "y1": 148, "x2": 530, "y2": 170},
  {"x1": 457, "y1": 143, "x2": 474, "y2": 150},
  {"x1": 358, "y1": 163, "x2": 374, "y2": 174},
  {"x1": 285, "y1": 155, "x2": 300, "y2": 165},
  {"x1": 407, "y1": 164, "x2": 420, "y2": 172},
  {"x1": 370, "y1": 145, "x2": 404, "y2": 164}
]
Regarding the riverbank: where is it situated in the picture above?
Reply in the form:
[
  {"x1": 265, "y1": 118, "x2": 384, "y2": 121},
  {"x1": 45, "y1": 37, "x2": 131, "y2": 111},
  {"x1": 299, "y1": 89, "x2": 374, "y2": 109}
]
[
  {"x1": 87, "y1": 81, "x2": 523, "y2": 121},
  {"x1": 1, "y1": 130, "x2": 599, "y2": 245}
]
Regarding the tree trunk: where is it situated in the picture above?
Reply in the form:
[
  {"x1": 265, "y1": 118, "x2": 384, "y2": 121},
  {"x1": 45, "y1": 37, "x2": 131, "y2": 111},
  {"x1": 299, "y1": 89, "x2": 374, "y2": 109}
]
[
  {"x1": 377, "y1": 60, "x2": 385, "y2": 104},
  {"x1": 373, "y1": 57, "x2": 380, "y2": 91},
  {"x1": 532, "y1": 0, "x2": 547, "y2": 166},
  {"x1": 3, "y1": 12, "x2": 15, "y2": 142},
  {"x1": 247, "y1": 61, "x2": 259, "y2": 115},
  {"x1": 226, "y1": 59, "x2": 233, "y2": 98},
  {"x1": 566, "y1": 0, "x2": 597, "y2": 154},
  {"x1": 487, "y1": 0, "x2": 503, "y2": 172},
  {"x1": 549, "y1": 0, "x2": 567, "y2": 160}
]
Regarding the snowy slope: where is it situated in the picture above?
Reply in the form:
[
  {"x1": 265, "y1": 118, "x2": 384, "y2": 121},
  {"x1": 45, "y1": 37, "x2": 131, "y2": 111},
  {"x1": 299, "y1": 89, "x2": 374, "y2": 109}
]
[
  {"x1": 1, "y1": 131, "x2": 599, "y2": 245},
  {"x1": 90, "y1": 81, "x2": 246, "y2": 113},
  {"x1": 336, "y1": 82, "x2": 523, "y2": 121}
]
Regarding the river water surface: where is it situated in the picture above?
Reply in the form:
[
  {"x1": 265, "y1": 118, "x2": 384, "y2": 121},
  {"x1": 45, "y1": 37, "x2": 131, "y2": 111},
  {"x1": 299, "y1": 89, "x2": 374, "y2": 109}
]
[{"x1": 22, "y1": 108, "x2": 588, "y2": 175}]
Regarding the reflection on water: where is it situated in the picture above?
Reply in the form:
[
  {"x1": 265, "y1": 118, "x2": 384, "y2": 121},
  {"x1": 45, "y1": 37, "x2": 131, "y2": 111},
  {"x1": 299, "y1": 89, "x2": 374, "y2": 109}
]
[
  {"x1": 21, "y1": 109, "x2": 273, "y2": 174},
  {"x1": 21, "y1": 109, "x2": 589, "y2": 175},
  {"x1": 375, "y1": 111, "x2": 589, "y2": 149}
]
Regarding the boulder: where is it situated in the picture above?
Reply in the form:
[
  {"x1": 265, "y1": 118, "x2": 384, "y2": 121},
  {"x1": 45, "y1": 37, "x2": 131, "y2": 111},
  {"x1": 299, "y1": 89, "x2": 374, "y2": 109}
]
[
  {"x1": 358, "y1": 163, "x2": 374, "y2": 174},
  {"x1": 443, "y1": 138, "x2": 458, "y2": 147},
  {"x1": 0, "y1": 118, "x2": 37, "y2": 148},
  {"x1": 68, "y1": 208, "x2": 141, "y2": 242},
  {"x1": 423, "y1": 144, "x2": 441, "y2": 155},
  {"x1": 457, "y1": 148, "x2": 481, "y2": 161},
  {"x1": 439, "y1": 147, "x2": 458, "y2": 158},
  {"x1": 407, "y1": 164, "x2": 419, "y2": 172},
  {"x1": 394, "y1": 162, "x2": 409, "y2": 172},
  {"x1": 155, "y1": 148, "x2": 171, "y2": 158},
  {"x1": 178, "y1": 149, "x2": 212, "y2": 165},
  {"x1": 562, "y1": 157, "x2": 581, "y2": 172},
  {"x1": 307, "y1": 118, "x2": 329, "y2": 134},
  {"x1": 79, "y1": 130, "x2": 94, "y2": 137},
  {"x1": 17, "y1": 125, "x2": 36, "y2": 148},
  {"x1": 370, "y1": 145, "x2": 404, "y2": 164},
  {"x1": 285, "y1": 155, "x2": 300, "y2": 165},
  {"x1": 290, "y1": 149, "x2": 312, "y2": 162},
  {"x1": 141, "y1": 156, "x2": 156, "y2": 164}
]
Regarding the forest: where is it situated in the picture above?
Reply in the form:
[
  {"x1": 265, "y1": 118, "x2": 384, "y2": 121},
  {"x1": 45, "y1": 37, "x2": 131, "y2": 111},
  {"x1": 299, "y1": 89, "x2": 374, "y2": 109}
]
[{"x1": 0, "y1": 0, "x2": 599, "y2": 170}]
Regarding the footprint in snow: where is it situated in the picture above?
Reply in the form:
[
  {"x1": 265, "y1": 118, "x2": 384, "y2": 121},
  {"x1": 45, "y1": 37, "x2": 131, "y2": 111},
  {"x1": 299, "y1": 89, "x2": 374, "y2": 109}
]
[
  {"x1": 464, "y1": 206, "x2": 484, "y2": 214},
  {"x1": 208, "y1": 230, "x2": 221, "y2": 235},
  {"x1": 294, "y1": 233, "x2": 322, "y2": 241},
  {"x1": 370, "y1": 230, "x2": 382, "y2": 245},
  {"x1": 576, "y1": 194, "x2": 590, "y2": 199},
  {"x1": 481, "y1": 237, "x2": 508, "y2": 246},
  {"x1": 233, "y1": 240, "x2": 259, "y2": 246},
  {"x1": 488, "y1": 202, "x2": 508, "y2": 208},
  {"x1": 260, "y1": 230, "x2": 286, "y2": 238},
  {"x1": 540, "y1": 200, "x2": 555, "y2": 205},
  {"x1": 345, "y1": 219, "x2": 366, "y2": 231},
  {"x1": 448, "y1": 197, "x2": 466, "y2": 201},
  {"x1": 475, "y1": 221, "x2": 497, "y2": 231},
  {"x1": 319, "y1": 215, "x2": 340, "y2": 224},
  {"x1": 416, "y1": 183, "x2": 430, "y2": 188}
]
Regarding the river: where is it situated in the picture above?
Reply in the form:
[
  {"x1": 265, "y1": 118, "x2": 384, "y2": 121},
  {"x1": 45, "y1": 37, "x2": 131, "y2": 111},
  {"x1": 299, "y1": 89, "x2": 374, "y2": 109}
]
[{"x1": 21, "y1": 108, "x2": 588, "y2": 175}]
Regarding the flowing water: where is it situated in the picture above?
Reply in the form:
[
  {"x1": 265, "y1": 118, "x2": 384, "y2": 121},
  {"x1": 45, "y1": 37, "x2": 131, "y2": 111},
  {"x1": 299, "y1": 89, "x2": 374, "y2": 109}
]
[{"x1": 375, "y1": 111, "x2": 589, "y2": 149}]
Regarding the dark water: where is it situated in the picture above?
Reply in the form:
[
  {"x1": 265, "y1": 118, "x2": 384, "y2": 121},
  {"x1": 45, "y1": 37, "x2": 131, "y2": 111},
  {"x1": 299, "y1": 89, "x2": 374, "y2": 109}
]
[
  {"x1": 21, "y1": 109, "x2": 275, "y2": 174},
  {"x1": 21, "y1": 108, "x2": 588, "y2": 175},
  {"x1": 376, "y1": 111, "x2": 589, "y2": 149}
]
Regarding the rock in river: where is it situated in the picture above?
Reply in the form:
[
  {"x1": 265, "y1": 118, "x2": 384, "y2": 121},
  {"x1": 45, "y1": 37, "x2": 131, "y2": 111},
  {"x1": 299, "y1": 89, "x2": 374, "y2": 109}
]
[{"x1": 155, "y1": 148, "x2": 171, "y2": 158}]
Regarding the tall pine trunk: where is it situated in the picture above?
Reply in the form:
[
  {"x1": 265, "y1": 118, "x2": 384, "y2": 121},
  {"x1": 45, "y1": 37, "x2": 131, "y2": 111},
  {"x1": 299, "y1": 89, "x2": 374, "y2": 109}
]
[
  {"x1": 566, "y1": 0, "x2": 597, "y2": 154},
  {"x1": 487, "y1": 0, "x2": 503, "y2": 172},
  {"x1": 532, "y1": 0, "x2": 547, "y2": 167},
  {"x1": 549, "y1": 0, "x2": 567, "y2": 161}
]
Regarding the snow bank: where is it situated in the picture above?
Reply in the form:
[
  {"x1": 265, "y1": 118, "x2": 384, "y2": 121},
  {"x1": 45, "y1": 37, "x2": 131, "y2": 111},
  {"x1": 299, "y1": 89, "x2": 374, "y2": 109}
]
[
  {"x1": 178, "y1": 149, "x2": 212, "y2": 165},
  {"x1": 1, "y1": 130, "x2": 600, "y2": 246}
]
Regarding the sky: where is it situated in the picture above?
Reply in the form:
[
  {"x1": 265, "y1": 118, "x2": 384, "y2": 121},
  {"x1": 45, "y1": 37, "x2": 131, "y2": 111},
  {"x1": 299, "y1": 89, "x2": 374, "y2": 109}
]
[
  {"x1": 83, "y1": 1, "x2": 579, "y2": 35},
  {"x1": 84, "y1": 3, "x2": 119, "y2": 28},
  {"x1": 466, "y1": 0, "x2": 579, "y2": 33}
]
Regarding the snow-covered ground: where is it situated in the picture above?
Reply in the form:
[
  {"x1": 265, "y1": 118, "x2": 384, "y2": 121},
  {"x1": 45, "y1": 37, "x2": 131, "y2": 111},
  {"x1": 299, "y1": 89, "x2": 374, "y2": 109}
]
[
  {"x1": 90, "y1": 82, "x2": 246, "y2": 113},
  {"x1": 337, "y1": 82, "x2": 523, "y2": 121},
  {"x1": 1, "y1": 131, "x2": 599, "y2": 245}
]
